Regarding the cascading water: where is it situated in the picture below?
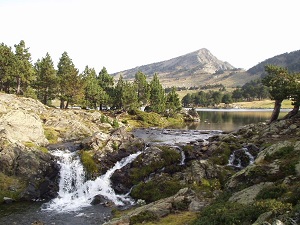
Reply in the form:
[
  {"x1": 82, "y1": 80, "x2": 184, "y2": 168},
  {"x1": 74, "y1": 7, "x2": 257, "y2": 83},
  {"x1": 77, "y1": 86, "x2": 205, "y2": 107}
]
[
  {"x1": 42, "y1": 150, "x2": 141, "y2": 212},
  {"x1": 228, "y1": 147, "x2": 255, "y2": 168}
]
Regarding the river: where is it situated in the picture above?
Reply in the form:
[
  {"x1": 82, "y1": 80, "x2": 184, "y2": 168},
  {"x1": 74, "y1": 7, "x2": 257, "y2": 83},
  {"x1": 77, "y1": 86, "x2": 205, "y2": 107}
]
[{"x1": 0, "y1": 109, "x2": 291, "y2": 224}]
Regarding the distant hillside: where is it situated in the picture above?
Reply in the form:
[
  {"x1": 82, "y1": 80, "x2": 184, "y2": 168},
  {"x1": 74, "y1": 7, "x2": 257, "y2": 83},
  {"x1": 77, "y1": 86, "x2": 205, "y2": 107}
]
[
  {"x1": 247, "y1": 49, "x2": 300, "y2": 76},
  {"x1": 113, "y1": 49, "x2": 253, "y2": 87},
  {"x1": 113, "y1": 48, "x2": 300, "y2": 88}
]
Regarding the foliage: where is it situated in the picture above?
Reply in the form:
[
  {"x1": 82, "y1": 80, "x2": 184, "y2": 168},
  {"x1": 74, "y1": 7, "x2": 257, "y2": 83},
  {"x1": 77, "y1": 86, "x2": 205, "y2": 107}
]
[
  {"x1": 111, "y1": 119, "x2": 119, "y2": 128},
  {"x1": 133, "y1": 212, "x2": 197, "y2": 225},
  {"x1": 44, "y1": 127, "x2": 59, "y2": 144},
  {"x1": 34, "y1": 53, "x2": 57, "y2": 105},
  {"x1": 57, "y1": 52, "x2": 84, "y2": 109},
  {"x1": 256, "y1": 184, "x2": 287, "y2": 200},
  {"x1": 149, "y1": 73, "x2": 165, "y2": 113},
  {"x1": 192, "y1": 201, "x2": 263, "y2": 225},
  {"x1": 134, "y1": 71, "x2": 150, "y2": 106},
  {"x1": 79, "y1": 150, "x2": 98, "y2": 176},
  {"x1": 129, "y1": 210, "x2": 158, "y2": 225},
  {"x1": 131, "y1": 179, "x2": 183, "y2": 203},
  {"x1": 165, "y1": 87, "x2": 181, "y2": 117},
  {"x1": 0, "y1": 173, "x2": 25, "y2": 202}
]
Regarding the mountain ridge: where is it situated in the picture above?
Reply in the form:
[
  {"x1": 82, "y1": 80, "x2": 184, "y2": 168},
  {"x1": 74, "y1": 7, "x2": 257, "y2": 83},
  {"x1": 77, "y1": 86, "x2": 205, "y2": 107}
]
[{"x1": 113, "y1": 48, "x2": 235, "y2": 80}]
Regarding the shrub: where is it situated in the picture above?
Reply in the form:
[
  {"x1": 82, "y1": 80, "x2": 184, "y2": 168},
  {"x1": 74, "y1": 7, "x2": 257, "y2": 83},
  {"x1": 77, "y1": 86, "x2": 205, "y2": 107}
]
[
  {"x1": 131, "y1": 179, "x2": 183, "y2": 203},
  {"x1": 112, "y1": 119, "x2": 119, "y2": 128},
  {"x1": 256, "y1": 184, "x2": 287, "y2": 200},
  {"x1": 130, "y1": 211, "x2": 158, "y2": 225},
  {"x1": 192, "y1": 201, "x2": 263, "y2": 225},
  {"x1": 79, "y1": 150, "x2": 98, "y2": 177}
]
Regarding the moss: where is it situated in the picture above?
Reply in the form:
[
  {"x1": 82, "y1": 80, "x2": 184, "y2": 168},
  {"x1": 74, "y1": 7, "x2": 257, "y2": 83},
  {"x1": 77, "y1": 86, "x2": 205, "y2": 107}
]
[
  {"x1": 256, "y1": 184, "x2": 287, "y2": 200},
  {"x1": 79, "y1": 150, "x2": 98, "y2": 177},
  {"x1": 135, "y1": 211, "x2": 197, "y2": 225},
  {"x1": 209, "y1": 142, "x2": 232, "y2": 165},
  {"x1": 0, "y1": 173, "x2": 26, "y2": 203},
  {"x1": 131, "y1": 179, "x2": 183, "y2": 203},
  {"x1": 24, "y1": 142, "x2": 35, "y2": 148},
  {"x1": 130, "y1": 211, "x2": 158, "y2": 225},
  {"x1": 192, "y1": 201, "x2": 263, "y2": 225},
  {"x1": 44, "y1": 127, "x2": 59, "y2": 144},
  {"x1": 265, "y1": 145, "x2": 295, "y2": 161}
]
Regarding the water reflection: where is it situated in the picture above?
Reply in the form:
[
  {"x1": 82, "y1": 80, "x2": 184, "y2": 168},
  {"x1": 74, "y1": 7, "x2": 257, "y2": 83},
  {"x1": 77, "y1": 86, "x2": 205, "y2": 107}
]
[{"x1": 181, "y1": 109, "x2": 289, "y2": 132}]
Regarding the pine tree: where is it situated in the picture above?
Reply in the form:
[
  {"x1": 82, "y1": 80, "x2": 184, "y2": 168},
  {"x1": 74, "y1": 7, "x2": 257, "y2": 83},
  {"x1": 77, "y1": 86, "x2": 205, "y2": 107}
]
[
  {"x1": 149, "y1": 73, "x2": 165, "y2": 114},
  {"x1": 262, "y1": 65, "x2": 291, "y2": 123},
  {"x1": 98, "y1": 67, "x2": 114, "y2": 110},
  {"x1": 82, "y1": 66, "x2": 105, "y2": 109},
  {"x1": 57, "y1": 52, "x2": 83, "y2": 108},
  {"x1": 35, "y1": 53, "x2": 57, "y2": 105},
  {"x1": 0, "y1": 43, "x2": 16, "y2": 93},
  {"x1": 165, "y1": 87, "x2": 181, "y2": 117},
  {"x1": 134, "y1": 71, "x2": 150, "y2": 106},
  {"x1": 14, "y1": 40, "x2": 35, "y2": 95}
]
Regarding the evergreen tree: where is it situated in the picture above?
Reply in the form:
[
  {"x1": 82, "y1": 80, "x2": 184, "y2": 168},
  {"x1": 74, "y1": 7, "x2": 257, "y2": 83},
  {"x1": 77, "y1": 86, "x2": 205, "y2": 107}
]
[
  {"x1": 113, "y1": 75, "x2": 124, "y2": 109},
  {"x1": 57, "y1": 52, "x2": 83, "y2": 108},
  {"x1": 134, "y1": 71, "x2": 150, "y2": 106},
  {"x1": 34, "y1": 53, "x2": 57, "y2": 105},
  {"x1": 14, "y1": 40, "x2": 35, "y2": 95},
  {"x1": 165, "y1": 87, "x2": 181, "y2": 116},
  {"x1": 81, "y1": 66, "x2": 105, "y2": 109},
  {"x1": 121, "y1": 81, "x2": 138, "y2": 111},
  {"x1": 0, "y1": 43, "x2": 16, "y2": 93},
  {"x1": 98, "y1": 67, "x2": 114, "y2": 110},
  {"x1": 181, "y1": 93, "x2": 192, "y2": 107},
  {"x1": 262, "y1": 65, "x2": 291, "y2": 123},
  {"x1": 149, "y1": 73, "x2": 165, "y2": 113}
]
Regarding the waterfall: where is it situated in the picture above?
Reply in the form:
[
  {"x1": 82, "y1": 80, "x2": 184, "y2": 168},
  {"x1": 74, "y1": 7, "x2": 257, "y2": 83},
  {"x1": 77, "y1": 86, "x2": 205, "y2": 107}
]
[
  {"x1": 42, "y1": 150, "x2": 141, "y2": 212},
  {"x1": 228, "y1": 147, "x2": 255, "y2": 168}
]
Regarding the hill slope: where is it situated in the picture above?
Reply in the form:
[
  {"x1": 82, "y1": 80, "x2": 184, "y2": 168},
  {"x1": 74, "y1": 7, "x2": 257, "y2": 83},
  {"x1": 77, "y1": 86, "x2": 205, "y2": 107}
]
[
  {"x1": 113, "y1": 48, "x2": 253, "y2": 87},
  {"x1": 248, "y1": 49, "x2": 300, "y2": 76}
]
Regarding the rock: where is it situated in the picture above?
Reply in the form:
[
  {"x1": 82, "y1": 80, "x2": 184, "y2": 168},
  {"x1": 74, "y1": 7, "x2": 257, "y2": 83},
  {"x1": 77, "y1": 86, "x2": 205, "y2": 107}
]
[
  {"x1": 272, "y1": 219, "x2": 285, "y2": 225},
  {"x1": 3, "y1": 197, "x2": 15, "y2": 204},
  {"x1": 91, "y1": 195, "x2": 114, "y2": 206},
  {"x1": 252, "y1": 211, "x2": 273, "y2": 225},
  {"x1": 81, "y1": 132, "x2": 110, "y2": 150},
  {"x1": 229, "y1": 182, "x2": 273, "y2": 205},
  {"x1": 0, "y1": 110, "x2": 48, "y2": 146}
]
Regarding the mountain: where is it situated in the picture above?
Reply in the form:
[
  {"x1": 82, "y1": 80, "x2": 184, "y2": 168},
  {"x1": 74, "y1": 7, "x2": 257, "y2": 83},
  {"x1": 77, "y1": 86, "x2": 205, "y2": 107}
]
[
  {"x1": 113, "y1": 48, "x2": 249, "y2": 87},
  {"x1": 247, "y1": 49, "x2": 300, "y2": 76},
  {"x1": 113, "y1": 48, "x2": 300, "y2": 88}
]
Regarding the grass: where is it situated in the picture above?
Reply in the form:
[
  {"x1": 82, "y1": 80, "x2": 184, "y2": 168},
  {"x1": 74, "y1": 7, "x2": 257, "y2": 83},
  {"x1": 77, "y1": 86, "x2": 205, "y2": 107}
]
[
  {"x1": 133, "y1": 211, "x2": 197, "y2": 225},
  {"x1": 0, "y1": 173, "x2": 25, "y2": 203}
]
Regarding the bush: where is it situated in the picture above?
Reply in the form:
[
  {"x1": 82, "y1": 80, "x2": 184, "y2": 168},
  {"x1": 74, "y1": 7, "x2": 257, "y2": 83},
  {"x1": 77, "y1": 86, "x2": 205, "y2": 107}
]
[
  {"x1": 129, "y1": 211, "x2": 158, "y2": 225},
  {"x1": 256, "y1": 184, "x2": 287, "y2": 200},
  {"x1": 192, "y1": 201, "x2": 263, "y2": 225},
  {"x1": 79, "y1": 150, "x2": 98, "y2": 177},
  {"x1": 131, "y1": 179, "x2": 183, "y2": 203}
]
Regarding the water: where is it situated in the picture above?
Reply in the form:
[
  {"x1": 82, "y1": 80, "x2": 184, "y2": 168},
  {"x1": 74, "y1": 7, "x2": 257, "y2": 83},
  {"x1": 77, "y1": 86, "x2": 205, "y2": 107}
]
[
  {"x1": 43, "y1": 150, "x2": 141, "y2": 212},
  {"x1": 183, "y1": 108, "x2": 290, "y2": 132},
  {"x1": 0, "y1": 150, "x2": 142, "y2": 225}
]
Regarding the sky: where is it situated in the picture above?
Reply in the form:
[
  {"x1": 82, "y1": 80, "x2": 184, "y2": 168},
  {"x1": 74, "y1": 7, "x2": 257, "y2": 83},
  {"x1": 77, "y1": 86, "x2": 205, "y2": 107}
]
[{"x1": 1, "y1": 0, "x2": 300, "y2": 74}]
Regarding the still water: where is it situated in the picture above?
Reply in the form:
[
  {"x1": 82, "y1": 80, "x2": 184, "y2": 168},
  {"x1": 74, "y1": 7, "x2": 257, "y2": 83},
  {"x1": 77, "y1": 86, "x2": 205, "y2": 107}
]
[{"x1": 182, "y1": 109, "x2": 290, "y2": 132}]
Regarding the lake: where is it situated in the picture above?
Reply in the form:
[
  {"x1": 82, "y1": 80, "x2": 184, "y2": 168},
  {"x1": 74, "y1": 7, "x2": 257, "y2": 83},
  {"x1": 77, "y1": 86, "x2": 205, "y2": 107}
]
[{"x1": 180, "y1": 108, "x2": 290, "y2": 132}]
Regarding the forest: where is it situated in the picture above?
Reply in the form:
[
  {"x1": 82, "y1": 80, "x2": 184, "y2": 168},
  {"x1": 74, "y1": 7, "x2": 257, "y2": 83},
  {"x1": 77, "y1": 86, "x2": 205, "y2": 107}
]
[
  {"x1": 0, "y1": 40, "x2": 181, "y2": 117},
  {"x1": 1, "y1": 40, "x2": 299, "y2": 122}
]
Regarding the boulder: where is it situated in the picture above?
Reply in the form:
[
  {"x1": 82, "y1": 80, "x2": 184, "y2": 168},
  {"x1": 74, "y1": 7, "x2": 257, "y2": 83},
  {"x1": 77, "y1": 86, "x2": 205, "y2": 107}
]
[{"x1": 0, "y1": 110, "x2": 48, "y2": 146}]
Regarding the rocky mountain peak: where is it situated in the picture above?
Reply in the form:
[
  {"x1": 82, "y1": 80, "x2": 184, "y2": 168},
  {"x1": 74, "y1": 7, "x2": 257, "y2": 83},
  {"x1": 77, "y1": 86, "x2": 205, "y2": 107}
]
[{"x1": 113, "y1": 48, "x2": 235, "y2": 80}]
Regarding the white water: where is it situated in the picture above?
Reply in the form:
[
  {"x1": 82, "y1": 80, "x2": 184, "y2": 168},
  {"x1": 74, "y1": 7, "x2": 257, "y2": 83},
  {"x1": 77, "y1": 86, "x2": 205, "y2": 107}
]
[
  {"x1": 43, "y1": 150, "x2": 141, "y2": 212},
  {"x1": 228, "y1": 147, "x2": 255, "y2": 168}
]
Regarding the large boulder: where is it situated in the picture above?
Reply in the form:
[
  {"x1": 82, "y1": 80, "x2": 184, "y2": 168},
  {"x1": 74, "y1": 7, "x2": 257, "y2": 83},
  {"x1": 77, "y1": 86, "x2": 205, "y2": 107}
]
[{"x1": 0, "y1": 110, "x2": 48, "y2": 146}]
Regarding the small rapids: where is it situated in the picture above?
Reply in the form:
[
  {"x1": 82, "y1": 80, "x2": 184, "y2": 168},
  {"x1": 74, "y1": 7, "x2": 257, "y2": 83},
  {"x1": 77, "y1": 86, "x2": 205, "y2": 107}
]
[
  {"x1": 228, "y1": 147, "x2": 255, "y2": 168},
  {"x1": 42, "y1": 150, "x2": 141, "y2": 212}
]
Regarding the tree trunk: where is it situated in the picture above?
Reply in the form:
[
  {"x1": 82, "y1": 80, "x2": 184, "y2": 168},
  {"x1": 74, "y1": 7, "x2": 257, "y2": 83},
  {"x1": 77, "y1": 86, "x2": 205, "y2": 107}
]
[
  {"x1": 269, "y1": 99, "x2": 282, "y2": 123},
  {"x1": 282, "y1": 105, "x2": 299, "y2": 119},
  {"x1": 16, "y1": 77, "x2": 21, "y2": 95},
  {"x1": 65, "y1": 100, "x2": 69, "y2": 109},
  {"x1": 60, "y1": 99, "x2": 65, "y2": 109}
]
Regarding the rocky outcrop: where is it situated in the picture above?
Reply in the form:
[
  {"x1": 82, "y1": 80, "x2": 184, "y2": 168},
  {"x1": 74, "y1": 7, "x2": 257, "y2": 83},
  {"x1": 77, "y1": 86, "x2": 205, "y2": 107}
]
[{"x1": 105, "y1": 188, "x2": 210, "y2": 225}]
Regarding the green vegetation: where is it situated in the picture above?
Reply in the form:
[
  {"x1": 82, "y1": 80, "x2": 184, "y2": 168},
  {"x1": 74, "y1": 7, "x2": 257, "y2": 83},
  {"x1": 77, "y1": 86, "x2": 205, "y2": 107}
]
[
  {"x1": 0, "y1": 173, "x2": 25, "y2": 202},
  {"x1": 131, "y1": 179, "x2": 183, "y2": 203},
  {"x1": 130, "y1": 211, "x2": 159, "y2": 225},
  {"x1": 133, "y1": 211, "x2": 197, "y2": 225},
  {"x1": 79, "y1": 150, "x2": 98, "y2": 177},
  {"x1": 44, "y1": 127, "x2": 59, "y2": 144}
]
